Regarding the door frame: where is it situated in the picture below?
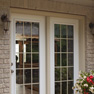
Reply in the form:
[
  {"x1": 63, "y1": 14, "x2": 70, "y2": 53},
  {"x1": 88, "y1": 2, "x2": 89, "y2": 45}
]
[
  {"x1": 10, "y1": 10, "x2": 85, "y2": 94},
  {"x1": 10, "y1": 13, "x2": 46, "y2": 94}
]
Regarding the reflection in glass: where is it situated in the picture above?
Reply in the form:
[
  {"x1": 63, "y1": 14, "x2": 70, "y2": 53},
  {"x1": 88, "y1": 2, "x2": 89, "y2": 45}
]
[
  {"x1": 61, "y1": 54, "x2": 67, "y2": 66},
  {"x1": 26, "y1": 54, "x2": 31, "y2": 63},
  {"x1": 32, "y1": 38, "x2": 39, "y2": 52},
  {"x1": 16, "y1": 21, "x2": 23, "y2": 38},
  {"x1": 16, "y1": 85, "x2": 23, "y2": 94},
  {"x1": 61, "y1": 25, "x2": 66, "y2": 38},
  {"x1": 68, "y1": 25, "x2": 73, "y2": 38},
  {"x1": 61, "y1": 39, "x2": 67, "y2": 52},
  {"x1": 55, "y1": 68, "x2": 60, "y2": 81},
  {"x1": 16, "y1": 53, "x2": 19, "y2": 63},
  {"x1": 68, "y1": 40, "x2": 73, "y2": 52},
  {"x1": 55, "y1": 24, "x2": 60, "y2": 38},
  {"x1": 55, "y1": 39, "x2": 60, "y2": 52},
  {"x1": 16, "y1": 70, "x2": 23, "y2": 84},
  {"x1": 55, "y1": 82, "x2": 60, "y2": 94},
  {"x1": 16, "y1": 44, "x2": 19, "y2": 53},
  {"x1": 24, "y1": 53, "x2": 31, "y2": 68},
  {"x1": 24, "y1": 69, "x2": 31, "y2": 83},
  {"x1": 32, "y1": 23, "x2": 39, "y2": 38},
  {"x1": 68, "y1": 81, "x2": 73, "y2": 94},
  {"x1": 24, "y1": 85, "x2": 31, "y2": 94},
  {"x1": 62, "y1": 68, "x2": 67, "y2": 80},
  {"x1": 24, "y1": 22, "x2": 31, "y2": 37},
  {"x1": 68, "y1": 54, "x2": 73, "y2": 66},
  {"x1": 68, "y1": 67, "x2": 73, "y2": 80},
  {"x1": 24, "y1": 38, "x2": 31, "y2": 52},
  {"x1": 16, "y1": 40, "x2": 23, "y2": 52},
  {"x1": 32, "y1": 84, "x2": 39, "y2": 94},
  {"x1": 55, "y1": 53, "x2": 60, "y2": 66},
  {"x1": 16, "y1": 53, "x2": 23, "y2": 68},
  {"x1": 32, "y1": 54, "x2": 39, "y2": 67},
  {"x1": 32, "y1": 69, "x2": 39, "y2": 83},
  {"x1": 62, "y1": 82, "x2": 67, "y2": 94}
]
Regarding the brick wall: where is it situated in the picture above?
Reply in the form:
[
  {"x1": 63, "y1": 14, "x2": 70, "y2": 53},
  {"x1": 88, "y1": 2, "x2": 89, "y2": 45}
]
[
  {"x1": 0, "y1": 0, "x2": 10, "y2": 94},
  {"x1": 0, "y1": 0, "x2": 94, "y2": 94}
]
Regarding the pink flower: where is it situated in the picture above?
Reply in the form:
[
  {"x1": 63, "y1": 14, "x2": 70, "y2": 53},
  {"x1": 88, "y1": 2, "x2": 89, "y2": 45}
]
[
  {"x1": 87, "y1": 76, "x2": 94, "y2": 84},
  {"x1": 87, "y1": 77, "x2": 90, "y2": 83},
  {"x1": 84, "y1": 92, "x2": 89, "y2": 94},
  {"x1": 90, "y1": 75, "x2": 93, "y2": 79}
]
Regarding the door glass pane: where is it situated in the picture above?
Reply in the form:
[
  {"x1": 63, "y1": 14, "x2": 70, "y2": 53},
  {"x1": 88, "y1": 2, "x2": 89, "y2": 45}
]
[
  {"x1": 32, "y1": 22, "x2": 39, "y2": 38},
  {"x1": 24, "y1": 22, "x2": 31, "y2": 37},
  {"x1": 55, "y1": 24, "x2": 60, "y2": 38},
  {"x1": 68, "y1": 25, "x2": 73, "y2": 38},
  {"x1": 24, "y1": 69, "x2": 31, "y2": 83},
  {"x1": 62, "y1": 82, "x2": 67, "y2": 94},
  {"x1": 32, "y1": 38, "x2": 39, "y2": 52},
  {"x1": 16, "y1": 70, "x2": 23, "y2": 84},
  {"x1": 55, "y1": 53, "x2": 60, "y2": 66},
  {"x1": 16, "y1": 22, "x2": 23, "y2": 38},
  {"x1": 32, "y1": 54, "x2": 39, "y2": 67},
  {"x1": 68, "y1": 81, "x2": 73, "y2": 94},
  {"x1": 16, "y1": 53, "x2": 23, "y2": 68},
  {"x1": 55, "y1": 68, "x2": 60, "y2": 81},
  {"x1": 32, "y1": 84, "x2": 39, "y2": 94},
  {"x1": 24, "y1": 85, "x2": 31, "y2": 94},
  {"x1": 61, "y1": 25, "x2": 66, "y2": 38},
  {"x1": 54, "y1": 24, "x2": 74, "y2": 94},
  {"x1": 24, "y1": 53, "x2": 31, "y2": 68},
  {"x1": 32, "y1": 69, "x2": 39, "y2": 83},
  {"x1": 16, "y1": 85, "x2": 23, "y2": 94},
  {"x1": 55, "y1": 82, "x2": 60, "y2": 94},
  {"x1": 16, "y1": 21, "x2": 40, "y2": 94},
  {"x1": 61, "y1": 53, "x2": 67, "y2": 66},
  {"x1": 61, "y1": 39, "x2": 67, "y2": 52},
  {"x1": 55, "y1": 39, "x2": 60, "y2": 52},
  {"x1": 24, "y1": 38, "x2": 31, "y2": 52}
]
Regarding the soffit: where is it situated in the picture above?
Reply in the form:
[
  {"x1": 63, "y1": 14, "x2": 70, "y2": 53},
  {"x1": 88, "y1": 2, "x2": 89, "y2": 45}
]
[{"x1": 53, "y1": 0, "x2": 94, "y2": 7}]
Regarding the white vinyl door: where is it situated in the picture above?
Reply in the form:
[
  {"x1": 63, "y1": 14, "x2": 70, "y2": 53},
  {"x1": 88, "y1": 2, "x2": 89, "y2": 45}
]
[
  {"x1": 11, "y1": 14, "x2": 79, "y2": 94},
  {"x1": 48, "y1": 17, "x2": 79, "y2": 94},
  {"x1": 11, "y1": 14, "x2": 46, "y2": 94}
]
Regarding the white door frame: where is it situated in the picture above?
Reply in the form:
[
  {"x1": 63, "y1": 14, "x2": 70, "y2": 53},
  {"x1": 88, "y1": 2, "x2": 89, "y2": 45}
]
[
  {"x1": 47, "y1": 17, "x2": 79, "y2": 94},
  {"x1": 10, "y1": 14, "x2": 46, "y2": 94},
  {"x1": 11, "y1": 14, "x2": 79, "y2": 94}
]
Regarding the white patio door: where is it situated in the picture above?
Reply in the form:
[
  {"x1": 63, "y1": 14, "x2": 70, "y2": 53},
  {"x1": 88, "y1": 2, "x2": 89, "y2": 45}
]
[
  {"x1": 48, "y1": 17, "x2": 79, "y2": 94},
  {"x1": 11, "y1": 14, "x2": 79, "y2": 94},
  {"x1": 11, "y1": 14, "x2": 46, "y2": 94}
]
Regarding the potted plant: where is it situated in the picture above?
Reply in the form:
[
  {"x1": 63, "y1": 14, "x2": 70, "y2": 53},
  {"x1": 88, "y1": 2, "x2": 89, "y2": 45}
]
[{"x1": 72, "y1": 71, "x2": 94, "y2": 94}]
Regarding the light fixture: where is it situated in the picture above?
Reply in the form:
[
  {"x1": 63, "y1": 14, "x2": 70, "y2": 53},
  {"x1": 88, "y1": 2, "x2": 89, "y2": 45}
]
[
  {"x1": 89, "y1": 23, "x2": 94, "y2": 35},
  {"x1": 1, "y1": 14, "x2": 10, "y2": 32}
]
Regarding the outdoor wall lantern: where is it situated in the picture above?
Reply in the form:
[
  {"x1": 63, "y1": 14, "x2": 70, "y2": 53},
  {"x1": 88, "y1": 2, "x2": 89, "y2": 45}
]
[
  {"x1": 1, "y1": 14, "x2": 10, "y2": 33},
  {"x1": 89, "y1": 23, "x2": 94, "y2": 35}
]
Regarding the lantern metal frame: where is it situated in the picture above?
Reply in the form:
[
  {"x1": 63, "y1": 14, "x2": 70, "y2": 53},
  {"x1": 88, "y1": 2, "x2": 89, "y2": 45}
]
[
  {"x1": 1, "y1": 14, "x2": 10, "y2": 32},
  {"x1": 89, "y1": 22, "x2": 94, "y2": 35}
]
